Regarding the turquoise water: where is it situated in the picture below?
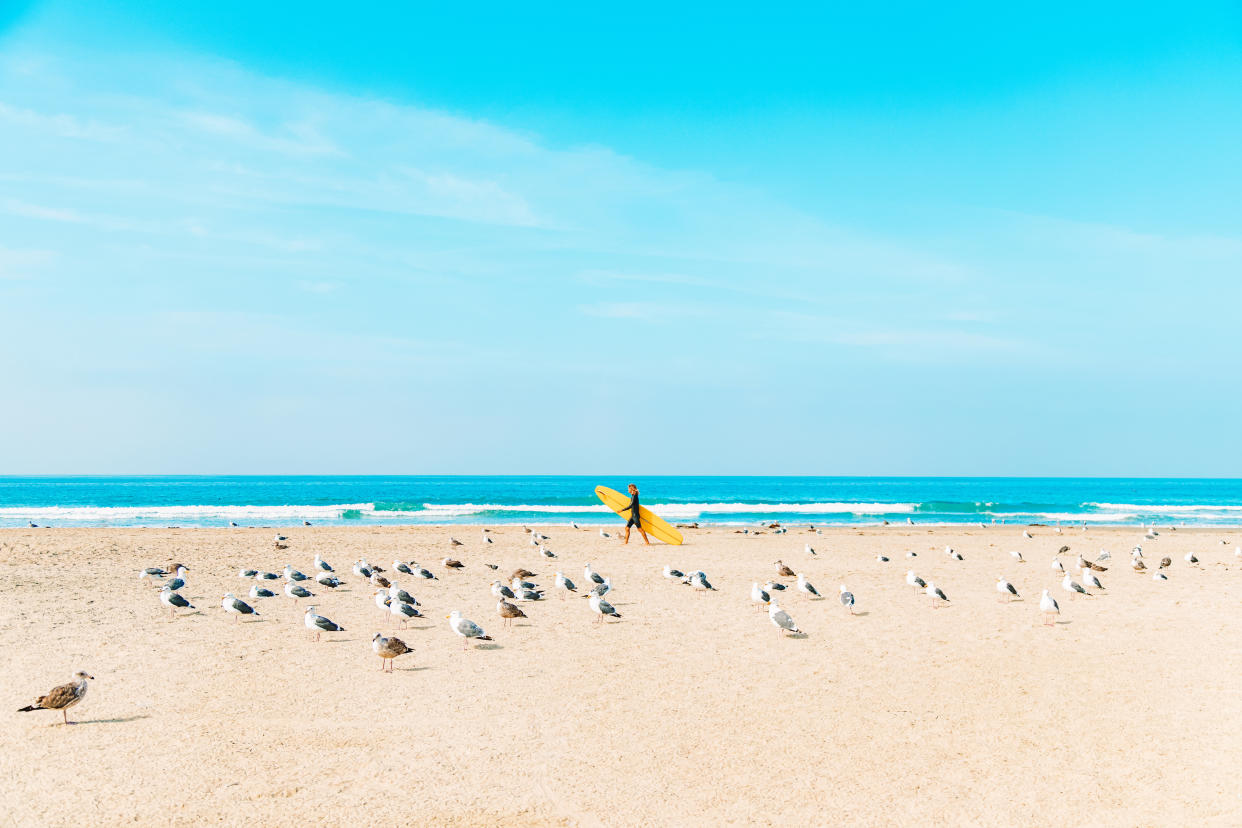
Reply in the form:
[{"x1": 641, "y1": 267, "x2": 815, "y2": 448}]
[{"x1": 1, "y1": 476, "x2": 1241, "y2": 528}]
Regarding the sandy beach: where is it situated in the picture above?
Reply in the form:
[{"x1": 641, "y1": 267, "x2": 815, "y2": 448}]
[{"x1": 3, "y1": 524, "x2": 1241, "y2": 826}]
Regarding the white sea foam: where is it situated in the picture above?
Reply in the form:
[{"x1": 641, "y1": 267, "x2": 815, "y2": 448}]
[
  {"x1": 0, "y1": 504, "x2": 372, "y2": 522},
  {"x1": 417, "y1": 502, "x2": 917, "y2": 518},
  {"x1": 1085, "y1": 503, "x2": 1242, "y2": 513}
]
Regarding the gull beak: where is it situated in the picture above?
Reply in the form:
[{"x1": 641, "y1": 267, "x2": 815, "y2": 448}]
[{"x1": 444, "y1": 614, "x2": 451, "y2": 619}]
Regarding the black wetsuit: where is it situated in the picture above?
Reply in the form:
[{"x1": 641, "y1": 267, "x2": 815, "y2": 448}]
[{"x1": 625, "y1": 492, "x2": 643, "y2": 528}]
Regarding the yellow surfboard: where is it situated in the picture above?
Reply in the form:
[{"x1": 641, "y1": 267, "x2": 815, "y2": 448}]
[{"x1": 595, "y1": 486, "x2": 684, "y2": 545}]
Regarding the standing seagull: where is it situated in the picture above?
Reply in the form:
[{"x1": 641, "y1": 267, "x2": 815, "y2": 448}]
[
  {"x1": 589, "y1": 593, "x2": 622, "y2": 623},
  {"x1": 805, "y1": 544, "x2": 816, "y2": 556},
  {"x1": 221, "y1": 593, "x2": 259, "y2": 622},
  {"x1": 768, "y1": 599, "x2": 800, "y2": 637},
  {"x1": 663, "y1": 565, "x2": 685, "y2": 581},
  {"x1": 751, "y1": 582, "x2": 771, "y2": 610},
  {"x1": 313, "y1": 554, "x2": 334, "y2": 572},
  {"x1": 283, "y1": 564, "x2": 309, "y2": 582},
  {"x1": 1009, "y1": 550, "x2": 1024, "y2": 563},
  {"x1": 159, "y1": 586, "x2": 195, "y2": 619},
  {"x1": 284, "y1": 579, "x2": 314, "y2": 607},
  {"x1": 925, "y1": 582, "x2": 950, "y2": 608},
  {"x1": 906, "y1": 570, "x2": 926, "y2": 592},
  {"x1": 689, "y1": 571, "x2": 716, "y2": 592},
  {"x1": 304, "y1": 606, "x2": 344, "y2": 642},
  {"x1": 796, "y1": 573, "x2": 821, "y2": 599},
  {"x1": 775, "y1": 560, "x2": 796, "y2": 578},
  {"x1": 446, "y1": 610, "x2": 492, "y2": 649},
  {"x1": 584, "y1": 563, "x2": 606, "y2": 585},
  {"x1": 1061, "y1": 573, "x2": 1092, "y2": 599},
  {"x1": 18, "y1": 671, "x2": 94, "y2": 725},
  {"x1": 1082, "y1": 568, "x2": 1104, "y2": 591},
  {"x1": 1039, "y1": 589, "x2": 1060, "y2": 626},
  {"x1": 496, "y1": 600, "x2": 527, "y2": 628},
  {"x1": 554, "y1": 571, "x2": 577, "y2": 598},
  {"x1": 372, "y1": 634, "x2": 413, "y2": 672},
  {"x1": 163, "y1": 565, "x2": 188, "y2": 592},
  {"x1": 838, "y1": 585, "x2": 856, "y2": 615},
  {"x1": 996, "y1": 576, "x2": 1019, "y2": 603}
]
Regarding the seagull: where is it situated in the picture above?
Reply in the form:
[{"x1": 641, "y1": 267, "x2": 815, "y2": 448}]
[
  {"x1": 996, "y1": 576, "x2": 1019, "y2": 602},
  {"x1": 876, "y1": 555, "x2": 890, "y2": 562},
  {"x1": 18, "y1": 671, "x2": 94, "y2": 724},
  {"x1": 796, "y1": 573, "x2": 821, "y2": 599},
  {"x1": 775, "y1": 560, "x2": 796, "y2": 577},
  {"x1": 446, "y1": 610, "x2": 491, "y2": 649},
  {"x1": 274, "y1": 534, "x2": 287, "y2": 542},
  {"x1": 1132, "y1": 546, "x2": 1144, "y2": 558},
  {"x1": 283, "y1": 565, "x2": 309, "y2": 582},
  {"x1": 484, "y1": 536, "x2": 494, "y2": 545},
  {"x1": 256, "y1": 571, "x2": 280, "y2": 581},
  {"x1": 689, "y1": 571, "x2": 716, "y2": 592},
  {"x1": 599, "y1": 529, "x2": 611, "y2": 539},
  {"x1": 751, "y1": 582, "x2": 771, "y2": 610},
  {"x1": 303, "y1": 520, "x2": 311, "y2": 526},
  {"x1": 764, "y1": 580, "x2": 787, "y2": 593},
  {"x1": 249, "y1": 584, "x2": 276, "y2": 599},
  {"x1": 442, "y1": 557, "x2": 464, "y2": 570},
  {"x1": 1009, "y1": 550, "x2": 1024, "y2": 563},
  {"x1": 905, "y1": 551, "x2": 918, "y2": 558},
  {"x1": 1039, "y1": 589, "x2": 1060, "y2": 626},
  {"x1": 1159, "y1": 557, "x2": 1172, "y2": 570},
  {"x1": 485, "y1": 563, "x2": 499, "y2": 570},
  {"x1": 370, "y1": 572, "x2": 391, "y2": 589},
  {"x1": 947, "y1": 548, "x2": 964, "y2": 561},
  {"x1": 906, "y1": 570, "x2": 926, "y2": 591},
  {"x1": 511, "y1": 575, "x2": 539, "y2": 591},
  {"x1": 496, "y1": 600, "x2": 527, "y2": 628},
  {"x1": 768, "y1": 599, "x2": 800, "y2": 636},
  {"x1": 159, "y1": 586, "x2": 194, "y2": 619},
  {"x1": 313, "y1": 554, "x2": 334, "y2": 572},
  {"x1": 1023, "y1": 530, "x2": 1033, "y2": 539},
  {"x1": 589, "y1": 577, "x2": 613, "y2": 598},
  {"x1": 315, "y1": 573, "x2": 342, "y2": 588},
  {"x1": 221, "y1": 593, "x2": 259, "y2": 622},
  {"x1": 394, "y1": 560, "x2": 414, "y2": 575},
  {"x1": 163, "y1": 565, "x2": 188, "y2": 592},
  {"x1": 540, "y1": 545, "x2": 557, "y2": 559},
  {"x1": 554, "y1": 572, "x2": 577, "y2": 597},
  {"x1": 663, "y1": 565, "x2": 685, "y2": 580},
  {"x1": 449, "y1": 537, "x2": 463, "y2": 546},
  {"x1": 372, "y1": 634, "x2": 413, "y2": 672},
  {"x1": 838, "y1": 585, "x2": 856, "y2": 614},
  {"x1": 352, "y1": 561, "x2": 373, "y2": 579},
  {"x1": 284, "y1": 579, "x2": 314, "y2": 605},
  {"x1": 925, "y1": 582, "x2": 949, "y2": 608},
  {"x1": 515, "y1": 584, "x2": 545, "y2": 602},
  {"x1": 1061, "y1": 573, "x2": 1092, "y2": 599},
  {"x1": 805, "y1": 544, "x2": 816, "y2": 556},
  {"x1": 304, "y1": 606, "x2": 344, "y2": 642},
  {"x1": 374, "y1": 589, "x2": 392, "y2": 613},
  {"x1": 491, "y1": 580, "x2": 516, "y2": 600},
  {"x1": 1051, "y1": 558, "x2": 1065, "y2": 573},
  {"x1": 1184, "y1": 552, "x2": 1199, "y2": 565},
  {"x1": 412, "y1": 564, "x2": 436, "y2": 580},
  {"x1": 1097, "y1": 549, "x2": 1111, "y2": 562},
  {"x1": 1078, "y1": 555, "x2": 1107, "y2": 572},
  {"x1": 584, "y1": 563, "x2": 605, "y2": 585},
  {"x1": 1132, "y1": 556, "x2": 1147, "y2": 572},
  {"x1": 511, "y1": 568, "x2": 537, "y2": 580},
  {"x1": 229, "y1": 521, "x2": 238, "y2": 527},
  {"x1": 238, "y1": 568, "x2": 258, "y2": 579},
  {"x1": 571, "y1": 522, "x2": 581, "y2": 530},
  {"x1": 389, "y1": 584, "x2": 419, "y2": 606},
  {"x1": 1082, "y1": 568, "x2": 1104, "y2": 591},
  {"x1": 1153, "y1": 571, "x2": 1168, "y2": 581},
  {"x1": 589, "y1": 593, "x2": 621, "y2": 623},
  {"x1": 389, "y1": 597, "x2": 422, "y2": 627}
]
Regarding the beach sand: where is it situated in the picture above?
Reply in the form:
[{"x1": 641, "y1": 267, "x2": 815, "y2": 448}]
[{"x1": 2, "y1": 525, "x2": 1240, "y2": 826}]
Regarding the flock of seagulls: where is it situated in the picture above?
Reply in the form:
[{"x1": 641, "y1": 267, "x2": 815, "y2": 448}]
[{"x1": 16, "y1": 521, "x2": 1236, "y2": 725}]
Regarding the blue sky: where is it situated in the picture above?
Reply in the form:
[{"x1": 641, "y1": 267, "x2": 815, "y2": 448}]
[{"x1": 1, "y1": 2, "x2": 1240, "y2": 474}]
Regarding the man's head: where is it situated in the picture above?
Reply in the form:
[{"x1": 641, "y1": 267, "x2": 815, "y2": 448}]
[{"x1": 628, "y1": 483, "x2": 638, "y2": 494}]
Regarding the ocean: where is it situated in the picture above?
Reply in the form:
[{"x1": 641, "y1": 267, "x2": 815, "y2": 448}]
[{"x1": 1, "y1": 476, "x2": 1242, "y2": 528}]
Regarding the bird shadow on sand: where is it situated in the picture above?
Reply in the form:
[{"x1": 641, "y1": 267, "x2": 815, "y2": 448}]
[
  {"x1": 75, "y1": 714, "x2": 151, "y2": 725},
  {"x1": 322, "y1": 637, "x2": 359, "y2": 643},
  {"x1": 395, "y1": 666, "x2": 432, "y2": 673},
  {"x1": 473, "y1": 642, "x2": 504, "y2": 651},
  {"x1": 783, "y1": 632, "x2": 810, "y2": 639},
  {"x1": 398, "y1": 624, "x2": 435, "y2": 631},
  {"x1": 1055, "y1": 620, "x2": 1074, "y2": 626},
  {"x1": 851, "y1": 611, "x2": 872, "y2": 617}
]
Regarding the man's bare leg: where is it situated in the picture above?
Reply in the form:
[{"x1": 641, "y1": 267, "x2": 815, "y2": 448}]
[
  {"x1": 623, "y1": 525, "x2": 631, "y2": 544},
  {"x1": 638, "y1": 527, "x2": 651, "y2": 545}
]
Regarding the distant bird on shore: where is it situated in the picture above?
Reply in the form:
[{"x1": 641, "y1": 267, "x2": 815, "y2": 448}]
[
  {"x1": 491, "y1": 580, "x2": 516, "y2": 600},
  {"x1": 159, "y1": 586, "x2": 194, "y2": 619},
  {"x1": 768, "y1": 599, "x2": 800, "y2": 636},
  {"x1": 775, "y1": 560, "x2": 796, "y2": 578},
  {"x1": 372, "y1": 634, "x2": 412, "y2": 672},
  {"x1": 315, "y1": 573, "x2": 341, "y2": 588},
  {"x1": 229, "y1": 521, "x2": 238, "y2": 527},
  {"x1": 449, "y1": 537, "x2": 463, "y2": 547},
  {"x1": 1022, "y1": 530, "x2": 1033, "y2": 539},
  {"x1": 447, "y1": 611, "x2": 491, "y2": 648},
  {"x1": 589, "y1": 593, "x2": 621, "y2": 623},
  {"x1": 764, "y1": 580, "x2": 786, "y2": 593},
  {"x1": 1131, "y1": 556, "x2": 1147, "y2": 572},
  {"x1": 751, "y1": 582, "x2": 770, "y2": 610},
  {"x1": 1078, "y1": 555, "x2": 1106, "y2": 572},
  {"x1": 389, "y1": 597, "x2": 422, "y2": 627},
  {"x1": 484, "y1": 535, "x2": 494, "y2": 544},
  {"x1": 274, "y1": 534, "x2": 287, "y2": 542},
  {"x1": 411, "y1": 564, "x2": 436, "y2": 579},
  {"x1": 442, "y1": 557, "x2": 464, "y2": 570},
  {"x1": 663, "y1": 565, "x2": 685, "y2": 580},
  {"x1": 805, "y1": 544, "x2": 816, "y2": 556},
  {"x1": 511, "y1": 567, "x2": 537, "y2": 580},
  {"x1": 1184, "y1": 552, "x2": 1199, "y2": 565},
  {"x1": 256, "y1": 570, "x2": 280, "y2": 581},
  {"x1": 283, "y1": 565, "x2": 309, "y2": 582},
  {"x1": 314, "y1": 555, "x2": 334, "y2": 573},
  {"x1": 906, "y1": 570, "x2": 926, "y2": 591},
  {"x1": 222, "y1": 593, "x2": 259, "y2": 622},
  {"x1": 496, "y1": 600, "x2": 526, "y2": 628},
  {"x1": 352, "y1": 561, "x2": 373, "y2": 579},
  {"x1": 304, "y1": 606, "x2": 343, "y2": 641},
  {"x1": 572, "y1": 522, "x2": 581, "y2": 530},
  {"x1": 876, "y1": 555, "x2": 890, "y2": 562},
  {"x1": 1082, "y1": 569, "x2": 1104, "y2": 591},
  {"x1": 589, "y1": 577, "x2": 613, "y2": 598},
  {"x1": 584, "y1": 563, "x2": 606, "y2": 585},
  {"x1": 139, "y1": 567, "x2": 168, "y2": 581},
  {"x1": 555, "y1": 572, "x2": 577, "y2": 597},
  {"x1": 164, "y1": 565, "x2": 188, "y2": 592},
  {"x1": 1153, "y1": 571, "x2": 1168, "y2": 581},
  {"x1": 947, "y1": 548, "x2": 964, "y2": 561},
  {"x1": 599, "y1": 529, "x2": 611, "y2": 539},
  {"x1": 1097, "y1": 549, "x2": 1111, "y2": 562},
  {"x1": 1039, "y1": 589, "x2": 1060, "y2": 626},
  {"x1": 303, "y1": 521, "x2": 311, "y2": 526},
  {"x1": 249, "y1": 584, "x2": 276, "y2": 599},
  {"x1": 18, "y1": 671, "x2": 93, "y2": 724},
  {"x1": 1010, "y1": 550, "x2": 1024, "y2": 563},
  {"x1": 838, "y1": 585, "x2": 856, "y2": 614},
  {"x1": 996, "y1": 576, "x2": 1019, "y2": 602},
  {"x1": 796, "y1": 573, "x2": 821, "y2": 599},
  {"x1": 540, "y1": 545, "x2": 556, "y2": 559},
  {"x1": 390, "y1": 584, "x2": 418, "y2": 606},
  {"x1": 370, "y1": 572, "x2": 391, "y2": 589},
  {"x1": 905, "y1": 551, "x2": 917, "y2": 558},
  {"x1": 1159, "y1": 557, "x2": 1172, "y2": 570},
  {"x1": 688, "y1": 571, "x2": 715, "y2": 592},
  {"x1": 394, "y1": 560, "x2": 414, "y2": 575},
  {"x1": 1061, "y1": 574, "x2": 1092, "y2": 599},
  {"x1": 1051, "y1": 558, "x2": 1065, "y2": 573},
  {"x1": 284, "y1": 580, "x2": 313, "y2": 604},
  {"x1": 925, "y1": 582, "x2": 950, "y2": 608}
]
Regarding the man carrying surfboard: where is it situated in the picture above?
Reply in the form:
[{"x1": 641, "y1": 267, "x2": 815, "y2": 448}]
[{"x1": 621, "y1": 483, "x2": 651, "y2": 545}]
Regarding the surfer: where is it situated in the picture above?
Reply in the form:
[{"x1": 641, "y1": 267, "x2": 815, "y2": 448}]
[{"x1": 621, "y1": 483, "x2": 650, "y2": 545}]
